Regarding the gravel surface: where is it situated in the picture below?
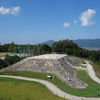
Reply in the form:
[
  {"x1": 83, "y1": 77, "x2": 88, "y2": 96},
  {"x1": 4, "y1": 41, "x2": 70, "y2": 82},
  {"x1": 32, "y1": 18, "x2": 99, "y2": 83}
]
[{"x1": 30, "y1": 54, "x2": 67, "y2": 59}]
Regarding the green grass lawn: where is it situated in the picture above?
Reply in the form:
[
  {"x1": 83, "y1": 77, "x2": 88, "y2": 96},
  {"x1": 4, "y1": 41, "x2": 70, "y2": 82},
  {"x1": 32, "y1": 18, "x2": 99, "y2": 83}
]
[
  {"x1": 0, "y1": 77, "x2": 67, "y2": 100},
  {"x1": 0, "y1": 52, "x2": 10, "y2": 57},
  {"x1": 81, "y1": 65, "x2": 86, "y2": 68},
  {"x1": 0, "y1": 70, "x2": 100, "y2": 97}
]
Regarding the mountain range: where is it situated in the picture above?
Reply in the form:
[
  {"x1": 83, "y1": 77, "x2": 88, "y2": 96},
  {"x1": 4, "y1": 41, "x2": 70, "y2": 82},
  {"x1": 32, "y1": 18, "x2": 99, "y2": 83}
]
[
  {"x1": 73, "y1": 39, "x2": 100, "y2": 48},
  {"x1": 38, "y1": 39, "x2": 100, "y2": 48},
  {"x1": 38, "y1": 40, "x2": 55, "y2": 46}
]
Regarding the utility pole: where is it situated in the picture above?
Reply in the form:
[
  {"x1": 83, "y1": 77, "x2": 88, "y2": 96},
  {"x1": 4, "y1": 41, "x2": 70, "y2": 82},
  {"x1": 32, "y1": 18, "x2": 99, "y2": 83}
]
[
  {"x1": 23, "y1": 45, "x2": 25, "y2": 57},
  {"x1": 29, "y1": 44, "x2": 30, "y2": 57},
  {"x1": 18, "y1": 47, "x2": 21, "y2": 57},
  {"x1": 21, "y1": 44, "x2": 22, "y2": 54},
  {"x1": 14, "y1": 44, "x2": 15, "y2": 54}
]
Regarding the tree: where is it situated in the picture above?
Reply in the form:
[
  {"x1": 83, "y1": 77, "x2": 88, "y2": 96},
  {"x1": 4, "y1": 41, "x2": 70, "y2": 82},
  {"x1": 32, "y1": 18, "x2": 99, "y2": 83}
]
[
  {"x1": 26, "y1": 44, "x2": 30, "y2": 50},
  {"x1": 65, "y1": 48, "x2": 73, "y2": 55},
  {"x1": 0, "y1": 44, "x2": 10, "y2": 52},
  {"x1": 73, "y1": 48, "x2": 76, "y2": 55},
  {"x1": 52, "y1": 42, "x2": 61, "y2": 52},
  {"x1": 33, "y1": 45, "x2": 38, "y2": 55},
  {"x1": 26, "y1": 44, "x2": 30, "y2": 56},
  {"x1": 8, "y1": 42, "x2": 14, "y2": 52},
  {"x1": 52, "y1": 39, "x2": 79, "y2": 53},
  {"x1": 37, "y1": 44, "x2": 41, "y2": 55},
  {"x1": 40, "y1": 44, "x2": 51, "y2": 54}
]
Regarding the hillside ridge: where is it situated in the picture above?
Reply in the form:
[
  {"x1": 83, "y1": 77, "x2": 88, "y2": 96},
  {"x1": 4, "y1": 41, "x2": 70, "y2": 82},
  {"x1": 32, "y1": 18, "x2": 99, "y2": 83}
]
[{"x1": 36, "y1": 38, "x2": 100, "y2": 47}]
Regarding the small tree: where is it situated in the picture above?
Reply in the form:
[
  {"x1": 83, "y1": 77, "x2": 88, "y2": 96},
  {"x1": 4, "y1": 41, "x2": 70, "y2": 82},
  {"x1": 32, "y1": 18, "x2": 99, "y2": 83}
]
[
  {"x1": 8, "y1": 42, "x2": 14, "y2": 52},
  {"x1": 37, "y1": 44, "x2": 41, "y2": 55}
]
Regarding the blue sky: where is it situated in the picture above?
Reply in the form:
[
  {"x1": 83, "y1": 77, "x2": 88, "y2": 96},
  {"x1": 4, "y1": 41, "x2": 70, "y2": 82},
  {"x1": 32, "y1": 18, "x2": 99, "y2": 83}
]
[{"x1": 0, "y1": 0, "x2": 100, "y2": 45}]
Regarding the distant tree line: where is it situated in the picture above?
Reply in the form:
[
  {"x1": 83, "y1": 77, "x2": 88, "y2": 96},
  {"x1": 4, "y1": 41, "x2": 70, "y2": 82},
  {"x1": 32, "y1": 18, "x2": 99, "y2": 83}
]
[
  {"x1": 33, "y1": 39, "x2": 100, "y2": 64},
  {"x1": 0, "y1": 42, "x2": 35, "y2": 53},
  {"x1": 0, "y1": 42, "x2": 14, "y2": 52},
  {"x1": 52, "y1": 39, "x2": 100, "y2": 64},
  {"x1": 0, "y1": 39, "x2": 100, "y2": 64},
  {"x1": 0, "y1": 44, "x2": 10, "y2": 52},
  {"x1": 33, "y1": 44, "x2": 52, "y2": 55}
]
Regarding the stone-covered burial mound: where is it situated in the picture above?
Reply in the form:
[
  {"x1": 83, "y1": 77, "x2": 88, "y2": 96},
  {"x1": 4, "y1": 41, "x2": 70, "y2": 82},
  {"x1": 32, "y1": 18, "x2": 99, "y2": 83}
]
[{"x1": 0, "y1": 54, "x2": 88, "y2": 89}]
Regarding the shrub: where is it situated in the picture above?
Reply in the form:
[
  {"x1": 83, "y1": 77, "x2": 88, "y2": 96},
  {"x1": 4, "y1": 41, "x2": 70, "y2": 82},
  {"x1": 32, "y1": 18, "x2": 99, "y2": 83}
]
[
  {"x1": 0, "y1": 59, "x2": 7, "y2": 69},
  {"x1": 4, "y1": 55, "x2": 20, "y2": 66},
  {"x1": 4, "y1": 56, "x2": 13, "y2": 66},
  {"x1": 12, "y1": 55, "x2": 20, "y2": 64}
]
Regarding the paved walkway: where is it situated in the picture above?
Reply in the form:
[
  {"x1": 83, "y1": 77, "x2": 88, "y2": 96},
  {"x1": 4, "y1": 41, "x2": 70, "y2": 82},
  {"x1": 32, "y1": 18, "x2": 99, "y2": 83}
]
[
  {"x1": 86, "y1": 61, "x2": 100, "y2": 84},
  {"x1": 0, "y1": 75, "x2": 100, "y2": 100}
]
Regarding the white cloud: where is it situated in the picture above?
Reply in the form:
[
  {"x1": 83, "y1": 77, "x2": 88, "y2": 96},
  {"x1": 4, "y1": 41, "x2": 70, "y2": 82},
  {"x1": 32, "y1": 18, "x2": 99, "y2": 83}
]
[
  {"x1": 10, "y1": 6, "x2": 21, "y2": 15},
  {"x1": 80, "y1": 9, "x2": 96, "y2": 26},
  {"x1": 74, "y1": 20, "x2": 77, "y2": 25},
  {"x1": 63, "y1": 22, "x2": 70, "y2": 28},
  {"x1": 0, "y1": 7, "x2": 10, "y2": 14},
  {"x1": 0, "y1": 6, "x2": 21, "y2": 15},
  {"x1": 74, "y1": 20, "x2": 77, "y2": 24}
]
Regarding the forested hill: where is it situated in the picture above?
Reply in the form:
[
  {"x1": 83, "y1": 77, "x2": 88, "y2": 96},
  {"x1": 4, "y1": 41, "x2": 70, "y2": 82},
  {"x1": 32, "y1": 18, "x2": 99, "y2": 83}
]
[
  {"x1": 38, "y1": 40, "x2": 55, "y2": 46},
  {"x1": 73, "y1": 39, "x2": 100, "y2": 47},
  {"x1": 38, "y1": 39, "x2": 100, "y2": 47}
]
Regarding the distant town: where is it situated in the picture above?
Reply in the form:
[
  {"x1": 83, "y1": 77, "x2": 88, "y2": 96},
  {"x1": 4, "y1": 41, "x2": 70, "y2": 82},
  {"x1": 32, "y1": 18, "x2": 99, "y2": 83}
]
[{"x1": 83, "y1": 47, "x2": 100, "y2": 51}]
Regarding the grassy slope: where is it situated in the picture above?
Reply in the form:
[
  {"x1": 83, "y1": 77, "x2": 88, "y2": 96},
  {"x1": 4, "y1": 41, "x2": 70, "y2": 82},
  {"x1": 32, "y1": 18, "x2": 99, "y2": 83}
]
[
  {"x1": 93, "y1": 62, "x2": 100, "y2": 74},
  {"x1": 81, "y1": 65, "x2": 86, "y2": 68},
  {"x1": 0, "y1": 71, "x2": 100, "y2": 97},
  {"x1": 0, "y1": 77, "x2": 67, "y2": 100}
]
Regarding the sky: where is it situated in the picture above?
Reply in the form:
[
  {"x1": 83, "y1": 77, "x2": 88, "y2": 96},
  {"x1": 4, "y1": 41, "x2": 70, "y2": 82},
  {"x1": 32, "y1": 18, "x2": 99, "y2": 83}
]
[{"x1": 0, "y1": 0, "x2": 100, "y2": 45}]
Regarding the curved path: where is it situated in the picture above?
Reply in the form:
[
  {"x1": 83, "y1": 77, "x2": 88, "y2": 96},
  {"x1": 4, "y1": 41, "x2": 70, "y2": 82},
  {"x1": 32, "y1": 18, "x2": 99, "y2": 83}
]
[
  {"x1": 0, "y1": 75, "x2": 99, "y2": 100},
  {"x1": 86, "y1": 61, "x2": 100, "y2": 84}
]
